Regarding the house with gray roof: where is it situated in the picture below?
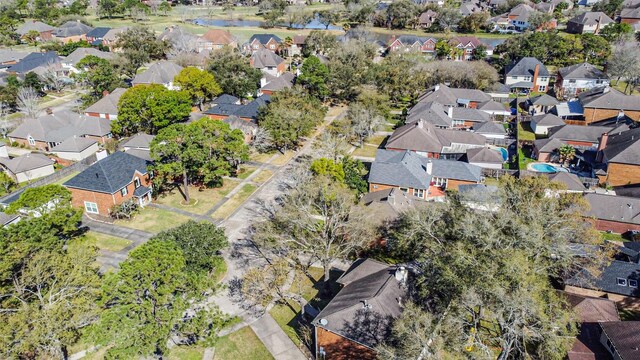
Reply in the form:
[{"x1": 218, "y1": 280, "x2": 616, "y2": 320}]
[
  {"x1": 64, "y1": 151, "x2": 152, "y2": 216},
  {"x1": 505, "y1": 57, "x2": 550, "y2": 92},
  {"x1": 0, "y1": 50, "x2": 29, "y2": 67},
  {"x1": 62, "y1": 48, "x2": 115, "y2": 74},
  {"x1": 16, "y1": 20, "x2": 56, "y2": 41},
  {"x1": 415, "y1": 84, "x2": 491, "y2": 108},
  {"x1": 598, "y1": 127, "x2": 640, "y2": 187},
  {"x1": 407, "y1": 100, "x2": 492, "y2": 129},
  {"x1": 204, "y1": 95, "x2": 271, "y2": 122},
  {"x1": 547, "y1": 171, "x2": 587, "y2": 192},
  {"x1": 578, "y1": 87, "x2": 640, "y2": 124},
  {"x1": 526, "y1": 93, "x2": 559, "y2": 114},
  {"x1": 7, "y1": 51, "x2": 61, "y2": 78},
  {"x1": 121, "y1": 133, "x2": 155, "y2": 160},
  {"x1": 567, "y1": 12, "x2": 614, "y2": 34},
  {"x1": 250, "y1": 48, "x2": 285, "y2": 77},
  {"x1": 472, "y1": 121, "x2": 507, "y2": 139},
  {"x1": 555, "y1": 63, "x2": 610, "y2": 99},
  {"x1": 533, "y1": 137, "x2": 565, "y2": 162},
  {"x1": 0, "y1": 211, "x2": 20, "y2": 228},
  {"x1": 51, "y1": 136, "x2": 99, "y2": 161},
  {"x1": 464, "y1": 146, "x2": 504, "y2": 169},
  {"x1": 85, "y1": 27, "x2": 111, "y2": 45},
  {"x1": 530, "y1": 113, "x2": 565, "y2": 135},
  {"x1": 132, "y1": 61, "x2": 184, "y2": 90},
  {"x1": 584, "y1": 193, "x2": 640, "y2": 233},
  {"x1": 362, "y1": 188, "x2": 425, "y2": 222},
  {"x1": 260, "y1": 72, "x2": 294, "y2": 95},
  {"x1": 548, "y1": 124, "x2": 611, "y2": 148},
  {"x1": 312, "y1": 258, "x2": 408, "y2": 360},
  {"x1": 84, "y1": 88, "x2": 126, "y2": 120},
  {"x1": 0, "y1": 153, "x2": 54, "y2": 183},
  {"x1": 54, "y1": 21, "x2": 93, "y2": 43},
  {"x1": 244, "y1": 34, "x2": 282, "y2": 53},
  {"x1": 477, "y1": 100, "x2": 511, "y2": 117}
]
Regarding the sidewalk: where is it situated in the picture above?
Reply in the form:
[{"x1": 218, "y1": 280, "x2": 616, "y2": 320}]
[{"x1": 250, "y1": 315, "x2": 307, "y2": 360}]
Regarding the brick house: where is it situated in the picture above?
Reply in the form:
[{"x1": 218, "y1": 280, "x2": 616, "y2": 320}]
[
  {"x1": 584, "y1": 193, "x2": 640, "y2": 233},
  {"x1": 387, "y1": 35, "x2": 437, "y2": 55},
  {"x1": 63, "y1": 151, "x2": 152, "y2": 216},
  {"x1": 312, "y1": 259, "x2": 408, "y2": 360},
  {"x1": 250, "y1": 48, "x2": 285, "y2": 77},
  {"x1": 203, "y1": 95, "x2": 270, "y2": 122},
  {"x1": 198, "y1": 29, "x2": 237, "y2": 51},
  {"x1": 53, "y1": 21, "x2": 93, "y2": 44},
  {"x1": 413, "y1": 83, "x2": 492, "y2": 109},
  {"x1": 16, "y1": 20, "x2": 56, "y2": 41},
  {"x1": 547, "y1": 124, "x2": 611, "y2": 148},
  {"x1": 244, "y1": 34, "x2": 282, "y2": 53},
  {"x1": 85, "y1": 27, "x2": 111, "y2": 46},
  {"x1": 84, "y1": 88, "x2": 127, "y2": 120},
  {"x1": 407, "y1": 101, "x2": 491, "y2": 129},
  {"x1": 578, "y1": 87, "x2": 640, "y2": 124},
  {"x1": 448, "y1": 36, "x2": 493, "y2": 61},
  {"x1": 566, "y1": 12, "x2": 613, "y2": 34},
  {"x1": 598, "y1": 127, "x2": 640, "y2": 186}
]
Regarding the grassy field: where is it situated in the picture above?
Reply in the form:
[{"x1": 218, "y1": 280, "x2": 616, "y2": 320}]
[
  {"x1": 237, "y1": 165, "x2": 257, "y2": 180},
  {"x1": 366, "y1": 135, "x2": 388, "y2": 147},
  {"x1": 211, "y1": 183, "x2": 257, "y2": 219},
  {"x1": 601, "y1": 231, "x2": 625, "y2": 242},
  {"x1": 115, "y1": 207, "x2": 191, "y2": 233},
  {"x1": 155, "y1": 181, "x2": 240, "y2": 215},
  {"x1": 517, "y1": 121, "x2": 536, "y2": 141},
  {"x1": 84, "y1": 231, "x2": 132, "y2": 251},
  {"x1": 352, "y1": 144, "x2": 378, "y2": 158},
  {"x1": 214, "y1": 326, "x2": 274, "y2": 360},
  {"x1": 166, "y1": 345, "x2": 205, "y2": 360},
  {"x1": 518, "y1": 147, "x2": 535, "y2": 170},
  {"x1": 249, "y1": 150, "x2": 277, "y2": 163}
]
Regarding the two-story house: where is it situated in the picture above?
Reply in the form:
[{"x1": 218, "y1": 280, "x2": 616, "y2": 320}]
[
  {"x1": 387, "y1": 35, "x2": 437, "y2": 55},
  {"x1": 504, "y1": 57, "x2": 550, "y2": 93},
  {"x1": 244, "y1": 34, "x2": 282, "y2": 53},
  {"x1": 566, "y1": 12, "x2": 614, "y2": 34},
  {"x1": 596, "y1": 127, "x2": 640, "y2": 187},
  {"x1": 578, "y1": 87, "x2": 640, "y2": 124},
  {"x1": 448, "y1": 36, "x2": 493, "y2": 60},
  {"x1": 16, "y1": 21, "x2": 56, "y2": 42},
  {"x1": 250, "y1": 48, "x2": 285, "y2": 77},
  {"x1": 132, "y1": 61, "x2": 184, "y2": 90},
  {"x1": 198, "y1": 29, "x2": 237, "y2": 52},
  {"x1": 555, "y1": 63, "x2": 610, "y2": 99}
]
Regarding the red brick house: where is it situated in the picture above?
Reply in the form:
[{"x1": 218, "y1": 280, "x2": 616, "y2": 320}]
[
  {"x1": 578, "y1": 87, "x2": 640, "y2": 124},
  {"x1": 84, "y1": 88, "x2": 126, "y2": 120},
  {"x1": 584, "y1": 193, "x2": 640, "y2": 233},
  {"x1": 244, "y1": 34, "x2": 282, "y2": 53},
  {"x1": 16, "y1": 20, "x2": 56, "y2": 41},
  {"x1": 63, "y1": 151, "x2": 152, "y2": 217}
]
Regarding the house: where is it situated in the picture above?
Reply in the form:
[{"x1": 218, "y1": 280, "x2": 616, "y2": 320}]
[
  {"x1": 223, "y1": 116, "x2": 258, "y2": 143},
  {"x1": 159, "y1": 25, "x2": 202, "y2": 54},
  {"x1": 584, "y1": 193, "x2": 640, "y2": 233},
  {"x1": 477, "y1": 100, "x2": 511, "y2": 117},
  {"x1": 132, "y1": 61, "x2": 184, "y2": 89},
  {"x1": 418, "y1": 10, "x2": 438, "y2": 28},
  {"x1": 101, "y1": 27, "x2": 128, "y2": 51},
  {"x1": 530, "y1": 113, "x2": 566, "y2": 135},
  {"x1": 578, "y1": 87, "x2": 640, "y2": 124},
  {"x1": 546, "y1": 172, "x2": 587, "y2": 192},
  {"x1": 386, "y1": 119, "x2": 486, "y2": 159},
  {"x1": 260, "y1": 72, "x2": 295, "y2": 96},
  {"x1": 504, "y1": 57, "x2": 550, "y2": 92},
  {"x1": 464, "y1": 146, "x2": 504, "y2": 169},
  {"x1": 599, "y1": 321, "x2": 640, "y2": 358},
  {"x1": 448, "y1": 36, "x2": 493, "y2": 61},
  {"x1": 566, "y1": 12, "x2": 614, "y2": 34},
  {"x1": 362, "y1": 188, "x2": 423, "y2": 222},
  {"x1": 368, "y1": 149, "x2": 482, "y2": 199},
  {"x1": 620, "y1": 0, "x2": 640, "y2": 25},
  {"x1": 548, "y1": 124, "x2": 611, "y2": 148},
  {"x1": 553, "y1": 100, "x2": 585, "y2": 121},
  {"x1": 0, "y1": 153, "x2": 55, "y2": 183},
  {"x1": 532, "y1": 137, "x2": 565, "y2": 162},
  {"x1": 0, "y1": 143, "x2": 7, "y2": 158},
  {"x1": 0, "y1": 50, "x2": 29, "y2": 68},
  {"x1": 16, "y1": 21, "x2": 56, "y2": 41},
  {"x1": 0, "y1": 212, "x2": 20, "y2": 228},
  {"x1": 8, "y1": 110, "x2": 112, "y2": 151},
  {"x1": 555, "y1": 63, "x2": 610, "y2": 100},
  {"x1": 507, "y1": 3, "x2": 557, "y2": 31},
  {"x1": 459, "y1": 1, "x2": 483, "y2": 16},
  {"x1": 51, "y1": 136, "x2": 99, "y2": 161},
  {"x1": 526, "y1": 94, "x2": 559, "y2": 114},
  {"x1": 407, "y1": 101, "x2": 491, "y2": 129},
  {"x1": 62, "y1": 48, "x2": 115, "y2": 74},
  {"x1": 285, "y1": 34, "x2": 307, "y2": 57},
  {"x1": 598, "y1": 127, "x2": 640, "y2": 187},
  {"x1": 85, "y1": 27, "x2": 111, "y2": 46},
  {"x1": 485, "y1": 83, "x2": 511, "y2": 102},
  {"x1": 84, "y1": 88, "x2": 126, "y2": 120},
  {"x1": 245, "y1": 34, "x2": 282, "y2": 53},
  {"x1": 250, "y1": 48, "x2": 286, "y2": 77},
  {"x1": 54, "y1": 21, "x2": 93, "y2": 43},
  {"x1": 203, "y1": 95, "x2": 271, "y2": 122},
  {"x1": 198, "y1": 29, "x2": 237, "y2": 52},
  {"x1": 312, "y1": 259, "x2": 408, "y2": 360},
  {"x1": 63, "y1": 151, "x2": 152, "y2": 216},
  {"x1": 387, "y1": 35, "x2": 437, "y2": 54},
  {"x1": 121, "y1": 133, "x2": 155, "y2": 161},
  {"x1": 6, "y1": 51, "x2": 61, "y2": 78},
  {"x1": 415, "y1": 84, "x2": 492, "y2": 108},
  {"x1": 564, "y1": 293, "x2": 620, "y2": 360},
  {"x1": 472, "y1": 121, "x2": 507, "y2": 139}
]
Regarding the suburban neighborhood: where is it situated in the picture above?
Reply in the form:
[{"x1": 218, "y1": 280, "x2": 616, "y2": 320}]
[{"x1": 1, "y1": 0, "x2": 640, "y2": 359}]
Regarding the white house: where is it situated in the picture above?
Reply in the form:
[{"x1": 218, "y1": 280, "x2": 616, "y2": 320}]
[
  {"x1": 0, "y1": 153, "x2": 55, "y2": 183},
  {"x1": 51, "y1": 136, "x2": 99, "y2": 161},
  {"x1": 505, "y1": 57, "x2": 551, "y2": 93},
  {"x1": 472, "y1": 121, "x2": 507, "y2": 140},
  {"x1": 555, "y1": 63, "x2": 610, "y2": 99},
  {"x1": 0, "y1": 143, "x2": 8, "y2": 158},
  {"x1": 465, "y1": 147, "x2": 504, "y2": 169},
  {"x1": 530, "y1": 113, "x2": 566, "y2": 135}
]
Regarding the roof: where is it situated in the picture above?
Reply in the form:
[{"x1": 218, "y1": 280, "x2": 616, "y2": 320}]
[
  {"x1": 548, "y1": 124, "x2": 611, "y2": 143},
  {"x1": 600, "y1": 322, "x2": 640, "y2": 359},
  {"x1": 529, "y1": 94, "x2": 559, "y2": 106},
  {"x1": 477, "y1": 100, "x2": 509, "y2": 113},
  {"x1": 568, "y1": 11, "x2": 614, "y2": 26},
  {"x1": 133, "y1": 185, "x2": 151, "y2": 197},
  {"x1": 415, "y1": 84, "x2": 491, "y2": 106},
  {"x1": 103, "y1": 27, "x2": 128, "y2": 42},
  {"x1": 16, "y1": 21, "x2": 55, "y2": 35},
  {"x1": 578, "y1": 87, "x2": 640, "y2": 111},
  {"x1": 565, "y1": 292, "x2": 619, "y2": 360},
  {"x1": 559, "y1": 62, "x2": 608, "y2": 81},
  {"x1": 8, "y1": 51, "x2": 60, "y2": 73},
  {"x1": 566, "y1": 259, "x2": 640, "y2": 297},
  {"x1": 9, "y1": 110, "x2": 111, "y2": 143},
  {"x1": 362, "y1": 188, "x2": 422, "y2": 220},
  {"x1": 124, "y1": 148, "x2": 152, "y2": 161},
  {"x1": 584, "y1": 193, "x2": 640, "y2": 225},
  {"x1": 531, "y1": 113, "x2": 566, "y2": 127},
  {"x1": 386, "y1": 120, "x2": 485, "y2": 154},
  {"x1": 534, "y1": 137, "x2": 565, "y2": 152},
  {"x1": 261, "y1": 73, "x2": 295, "y2": 92},
  {"x1": 547, "y1": 172, "x2": 586, "y2": 191},
  {"x1": 473, "y1": 121, "x2": 507, "y2": 135},
  {"x1": 249, "y1": 33, "x2": 282, "y2": 45},
  {"x1": 51, "y1": 136, "x2": 97, "y2": 153},
  {"x1": 466, "y1": 147, "x2": 503, "y2": 164},
  {"x1": 369, "y1": 150, "x2": 432, "y2": 189},
  {"x1": 451, "y1": 107, "x2": 491, "y2": 122},
  {"x1": 54, "y1": 21, "x2": 93, "y2": 38},
  {"x1": 603, "y1": 127, "x2": 640, "y2": 165},
  {"x1": 0, "y1": 211, "x2": 19, "y2": 226},
  {"x1": 506, "y1": 57, "x2": 550, "y2": 77},
  {"x1": 0, "y1": 153, "x2": 53, "y2": 173},
  {"x1": 121, "y1": 133, "x2": 155, "y2": 150},
  {"x1": 213, "y1": 94, "x2": 240, "y2": 105},
  {"x1": 64, "y1": 48, "x2": 115, "y2": 67},
  {"x1": 85, "y1": 27, "x2": 111, "y2": 39},
  {"x1": 407, "y1": 101, "x2": 453, "y2": 127},
  {"x1": 621, "y1": 6, "x2": 640, "y2": 18},
  {"x1": 312, "y1": 259, "x2": 406, "y2": 348},
  {"x1": 204, "y1": 95, "x2": 271, "y2": 120},
  {"x1": 0, "y1": 50, "x2": 29, "y2": 64},
  {"x1": 132, "y1": 61, "x2": 184, "y2": 85},
  {"x1": 201, "y1": 29, "x2": 235, "y2": 45},
  {"x1": 250, "y1": 48, "x2": 285, "y2": 69},
  {"x1": 554, "y1": 100, "x2": 585, "y2": 118},
  {"x1": 64, "y1": 151, "x2": 150, "y2": 194},
  {"x1": 84, "y1": 88, "x2": 126, "y2": 115}
]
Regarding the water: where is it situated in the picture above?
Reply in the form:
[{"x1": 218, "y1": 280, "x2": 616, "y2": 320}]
[
  {"x1": 193, "y1": 16, "x2": 343, "y2": 30},
  {"x1": 494, "y1": 147, "x2": 508, "y2": 161},
  {"x1": 530, "y1": 163, "x2": 568, "y2": 173}
]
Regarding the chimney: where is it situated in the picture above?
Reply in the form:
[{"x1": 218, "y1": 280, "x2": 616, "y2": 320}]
[
  {"x1": 260, "y1": 77, "x2": 267, "y2": 88},
  {"x1": 447, "y1": 106, "x2": 453, "y2": 118},
  {"x1": 596, "y1": 132, "x2": 609, "y2": 162},
  {"x1": 595, "y1": 14, "x2": 603, "y2": 34},
  {"x1": 434, "y1": 84, "x2": 440, "y2": 91},
  {"x1": 532, "y1": 63, "x2": 540, "y2": 91},
  {"x1": 417, "y1": 119, "x2": 424, "y2": 128},
  {"x1": 395, "y1": 266, "x2": 408, "y2": 284},
  {"x1": 426, "y1": 160, "x2": 433, "y2": 175}
]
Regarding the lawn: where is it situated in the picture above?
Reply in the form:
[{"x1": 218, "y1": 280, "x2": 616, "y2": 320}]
[
  {"x1": 252, "y1": 169, "x2": 274, "y2": 184},
  {"x1": 211, "y1": 184, "x2": 257, "y2": 220},
  {"x1": 518, "y1": 147, "x2": 535, "y2": 170},
  {"x1": 601, "y1": 231, "x2": 625, "y2": 242},
  {"x1": 366, "y1": 135, "x2": 388, "y2": 147},
  {"x1": 52, "y1": 171, "x2": 79, "y2": 185},
  {"x1": 270, "y1": 150, "x2": 296, "y2": 166},
  {"x1": 166, "y1": 345, "x2": 205, "y2": 360},
  {"x1": 155, "y1": 181, "x2": 240, "y2": 215},
  {"x1": 237, "y1": 165, "x2": 257, "y2": 180},
  {"x1": 352, "y1": 144, "x2": 379, "y2": 158},
  {"x1": 611, "y1": 80, "x2": 639, "y2": 96},
  {"x1": 517, "y1": 121, "x2": 536, "y2": 141},
  {"x1": 249, "y1": 150, "x2": 276, "y2": 164},
  {"x1": 83, "y1": 231, "x2": 132, "y2": 251},
  {"x1": 115, "y1": 207, "x2": 191, "y2": 234},
  {"x1": 214, "y1": 326, "x2": 274, "y2": 360}
]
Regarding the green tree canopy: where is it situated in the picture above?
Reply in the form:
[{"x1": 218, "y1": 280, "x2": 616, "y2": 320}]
[
  {"x1": 327, "y1": 39, "x2": 376, "y2": 100},
  {"x1": 6, "y1": 184, "x2": 72, "y2": 215},
  {"x1": 114, "y1": 26, "x2": 170, "y2": 77},
  {"x1": 386, "y1": 0, "x2": 419, "y2": 29},
  {"x1": 114, "y1": 84, "x2": 191, "y2": 136},
  {"x1": 207, "y1": 47, "x2": 262, "y2": 99},
  {"x1": 75, "y1": 55, "x2": 124, "y2": 105},
  {"x1": 297, "y1": 55, "x2": 330, "y2": 100},
  {"x1": 174, "y1": 67, "x2": 222, "y2": 109},
  {"x1": 310, "y1": 158, "x2": 345, "y2": 182}
]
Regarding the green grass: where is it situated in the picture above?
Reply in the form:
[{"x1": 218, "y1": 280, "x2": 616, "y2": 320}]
[
  {"x1": 52, "y1": 171, "x2": 79, "y2": 185},
  {"x1": 211, "y1": 184, "x2": 257, "y2": 219},
  {"x1": 155, "y1": 181, "x2": 240, "y2": 215},
  {"x1": 166, "y1": 345, "x2": 205, "y2": 360},
  {"x1": 115, "y1": 207, "x2": 191, "y2": 233},
  {"x1": 611, "y1": 80, "x2": 639, "y2": 96},
  {"x1": 237, "y1": 165, "x2": 257, "y2": 180},
  {"x1": 249, "y1": 150, "x2": 276, "y2": 164},
  {"x1": 601, "y1": 231, "x2": 625, "y2": 242},
  {"x1": 352, "y1": 144, "x2": 379, "y2": 158},
  {"x1": 84, "y1": 231, "x2": 132, "y2": 251},
  {"x1": 518, "y1": 148, "x2": 535, "y2": 170},
  {"x1": 518, "y1": 121, "x2": 536, "y2": 141},
  {"x1": 270, "y1": 302, "x2": 303, "y2": 346},
  {"x1": 484, "y1": 177, "x2": 500, "y2": 187},
  {"x1": 252, "y1": 169, "x2": 274, "y2": 184},
  {"x1": 366, "y1": 135, "x2": 388, "y2": 147},
  {"x1": 270, "y1": 150, "x2": 296, "y2": 166},
  {"x1": 214, "y1": 326, "x2": 274, "y2": 360}
]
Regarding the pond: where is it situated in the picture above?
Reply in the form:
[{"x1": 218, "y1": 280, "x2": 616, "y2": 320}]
[{"x1": 192, "y1": 15, "x2": 343, "y2": 30}]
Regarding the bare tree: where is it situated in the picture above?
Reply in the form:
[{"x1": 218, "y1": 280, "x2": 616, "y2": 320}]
[
  {"x1": 41, "y1": 61, "x2": 65, "y2": 93},
  {"x1": 348, "y1": 102, "x2": 385, "y2": 147},
  {"x1": 0, "y1": 103, "x2": 22, "y2": 138},
  {"x1": 608, "y1": 40, "x2": 640, "y2": 93},
  {"x1": 17, "y1": 87, "x2": 40, "y2": 119},
  {"x1": 313, "y1": 131, "x2": 350, "y2": 161}
]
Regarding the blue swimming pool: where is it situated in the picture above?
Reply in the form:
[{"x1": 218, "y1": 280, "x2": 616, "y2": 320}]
[
  {"x1": 530, "y1": 163, "x2": 568, "y2": 173},
  {"x1": 494, "y1": 147, "x2": 508, "y2": 161}
]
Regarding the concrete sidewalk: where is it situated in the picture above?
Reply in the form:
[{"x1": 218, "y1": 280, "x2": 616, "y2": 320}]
[{"x1": 250, "y1": 315, "x2": 307, "y2": 360}]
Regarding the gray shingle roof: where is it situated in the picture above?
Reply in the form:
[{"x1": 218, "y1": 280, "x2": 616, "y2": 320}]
[
  {"x1": 451, "y1": 107, "x2": 491, "y2": 122},
  {"x1": 533, "y1": 137, "x2": 565, "y2": 152},
  {"x1": 204, "y1": 95, "x2": 271, "y2": 121},
  {"x1": 64, "y1": 151, "x2": 150, "y2": 194},
  {"x1": 548, "y1": 124, "x2": 611, "y2": 143},
  {"x1": 64, "y1": 48, "x2": 115, "y2": 67},
  {"x1": 506, "y1": 57, "x2": 550, "y2": 77},
  {"x1": 84, "y1": 88, "x2": 126, "y2": 115},
  {"x1": 16, "y1": 21, "x2": 55, "y2": 36},
  {"x1": 249, "y1": 34, "x2": 282, "y2": 45},
  {"x1": 584, "y1": 193, "x2": 640, "y2": 225},
  {"x1": 0, "y1": 211, "x2": 19, "y2": 226},
  {"x1": 132, "y1": 61, "x2": 183, "y2": 85},
  {"x1": 566, "y1": 259, "x2": 640, "y2": 297},
  {"x1": 261, "y1": 73, "x2": 294, "y2": 92},
  {"x1": 8, "y1": 51, "x2": 60, "y2": 74},
  {"x1": 578, "y1": 87, "x2": 640, "y2": 111},
  {"x1": 415, "y1": 84, "x2": 491, "y2": 106},
  {"x1": 121, "y1": 133, "x2": 155, "y2": 150},
  {"x1": 558, "y1": 62, "x2": 608, "y2": 80},
  {"x1": 407, "y1": 101, "x2": 453, "y2": 127},
  {"x1": 86, "y1": 27, "x2": 111, "y2": 39},
  {"x1": 568, "y1": 11, "x2": 614, "y2": 26},
  {"x1": 531, "y1": 113, "x2": 565, "y2": 127},
  {"x1": 477, "y1": 100, "x2": 508, "y2": 113},
  {"x1": 51, "y1": 136, "x2": 97, "y2": 152},
  {"x1": 212, "y1": 94, "x2": 240, "y2": 105},
  {"x1": 54, "y1": 21, "x2": 93, "y2": 37},
  {"x1": 466, "y1": 147, "x2": 503, "y2": 163},
  {"x1": 603, "y1": 127, "x2": 640, "y2": 165},
  {"x1": 0, "y1": 153, "x2": 53, "y2": 173},
  {"x1": 250, "y1": 48, "x2": 284, "y2": 69},
  {"x1": 599, "y1": 321, "x2": 640, "y2": 359},
  {"x1": 547, "y1": 172, "x2": 586, "y2": 191},
  {"x1": 124, "y1": 148, "x2": 152, "y2": 161},
  {"x1": 9, "y1": 110, "x2": 111, "y2": 143},
  {"x1": 473, "y1": 121, "x2": 507, "y2": 134},
  {"x1": 386, "y1": 120, "x2": 485, "y2": 154},
  {"x1": 0, "y1": 50, "x2": 29, "y2": 64},
  {"x1": 529, "y1": 94, "x2": 559, "y2": 106}
]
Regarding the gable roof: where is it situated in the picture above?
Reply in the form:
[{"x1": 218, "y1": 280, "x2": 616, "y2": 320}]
[
  {"x1": 534, "y1": 137, "x2": 565, "y2": 152},
  {"x1": 416, "y1": 84, "x2": 491, "y2": 106},
  {"x1": 64, "y1": 48, "x2": 115, "y2": 67},
  {"x1": 102, "y1": 27, "x2": 128, "y2": 42},
  {"x1": 9, "y1": 110, "x2": 111, "y2": 143},
  {"x1": 369, "y1": 150, "x2": 432, "y2": 189},
  {"x1": 86, "y1": 27, "x2": 111, "y2": 39},
  {"x1": 16, "y1": 21, "x2": 55, "y2": 35},
  {"x1": 566, "y1": 259, "x2": 640, "y2": 297},
  {"x1": 568, "y1": 11, "x2": 614, "y2": 26},
  {"x1": 64, "y1": 151, "x2": 150, "y2": 194},
  {"x1": 213, "y1": 94, "x2": 240, "y2": 105},
  {"x1": 559, "y1": 62, "x2": 608, "y2": 80},
  {"x1": 8, "y1": 51, "x2": 60, "y2": 73},
  {"x1": 132, "y1": 61, "x2": 184, "y2": 85},
  {"x1": 84, "y1": 88, "x2": 126, "y2": 115},
  {"x1": 547, "y1": 172, "x2": 586, "y2": 191},
  {"x1": 201, "y1": 29, "x2": 236, "y2": 45},
  {"x1": 531, "y1": 113, "x2": 565, "y2": 127},
  {"x1": 121, "y1": 133, "x2": 155, "y2": 150},
  {"x1": 386, "y1": 120, "x2": 486, "y2": 154},
  {"x1": 603, "y1": 127, "x2": 640, "y2": 165},
  {"x1": 0, "y1": 211, "x2": 19, "y2": 226},
  {"x1": 54, "y1": 21, "x2": 93, "y2": 38},
  {"x1": 204, "y1": 95, "x2": 271, "y2": 121},
  {"x1": 506, "y1": 57, "x2": 549, "y2": 77},
  {"x1": 529, "y1": 94, "x2": 559, "y2": 106},
  {"x1": 0, "y1": 153, "x2": 53, "y2": 173},
  {"x1": 578, "y1": 87, "x2": 640, "y2": 111},
  {"x1": 261, "y1": 74, "x2": 294, "y2": 92},
  {"x1": 600, "y1": 322, "x2": 640, "y2": 359},
  {"x1": 477, "y1": 100, "x2": 508, "y2": 113},
  {"x1": 548, "y1": 124, "x2": 611, "y2": 143},
  {"x1": 407, "y1": 101, "x2": 454, "y2": 127},
  {"x1": 51, "y1": 136, "x2": 97, "y2": 153},
  {"x1": 584, "y1": 193, "x2": 640, "y2": 225},
  {"x1": 250, "y1": 48, "x2": 284, "y2": 69},
  {"x1": 466, "y1": 147, "x2": 503, "y2": 163},
  {"x1": 473, "y1": 121, "x2": 507, "y2": 134},
  {"x1": 0, "y1": 50, "x2": 29, "y2": 65},
  {"x1": 249, "y1": 34, "x2": 282, "y2": 45}
]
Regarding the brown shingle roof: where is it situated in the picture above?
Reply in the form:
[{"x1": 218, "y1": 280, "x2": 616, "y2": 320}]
[{"x1": 200, "y1": 29, "x2": 235, "y2": 45}]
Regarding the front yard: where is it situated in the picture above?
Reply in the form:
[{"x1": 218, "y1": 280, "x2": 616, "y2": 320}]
[
  {"x1": 214, "y1": 326, "x2": 274, "y2": 360},
  {"x1": 155, "y1": 181, "x2": 240, "y2": 215},
  {"x1": 115, "y1": 207, "x2": 191, "y2": 234},
  {"x1": 210, "y1": 184, "x2": 257, "y2": 220},
  {"x1": 352, "y1": 144, "x2": 379, "y2": 158},
  {"x1": 517, "y1": 121, "x2": 536, "y2": 141}
]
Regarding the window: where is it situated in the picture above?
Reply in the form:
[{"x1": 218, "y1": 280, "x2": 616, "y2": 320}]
[
  {"x1": 538, "y1": 85, "x2": 546, "y2": 92},
  {"x1": 27, "y1": 135, "x2": 35, "y2": 146},
  {"x1": 134, "y1": 178, "x2": 141, "y2": 188},
  {"x1": 629, "y1": 279, "x2": 638, "y2": 288},
  {"x1": 511, "y1": 76, "x2": 518, "y2": 80},
  {"x1": 617, "y1": 278, "x2": 627, "y2": 286},
  {"x1": 269, "y1": 44, "x2": 275, "y2": 49},
  {"x1": 84, "y1": 201, "x2": 99, "y2": 214},
  {"x1": 596, "y1": 79, "x2": 603, "y2": 84},
  {"x1": 434, "y1": 177, "x2": 448, "y2": 187},
  {"x1": 120, "y1": 187, "x2": 128, "y2": 196},
  {"x1": 372, "y1": 184, "x2": 378, "y2": 189},
  {"x1": 569, "y1": 79, "x2": 576, "y2": 84},
  {"x1": 400, "y1": 187, "x2": 408, "y2": 194},
  {"x1": 414, "y1": 189, "x2": 424, "y2": 198}
]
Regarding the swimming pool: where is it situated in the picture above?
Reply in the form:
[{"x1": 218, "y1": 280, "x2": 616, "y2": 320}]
[
  {"x1": 530, "y1": 163, "x2": 568, "y2": 173},
  {"x1": 494, "y1": 147, "x2": 508, "y2": 161}
]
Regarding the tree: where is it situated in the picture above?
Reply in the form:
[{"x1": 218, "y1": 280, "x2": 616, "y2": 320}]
[
  {"x1": 592, "y1": 0, "x2": 624, "y2": 17},
  {"x1": 0, "y1": 171, "x2": 15, "y2": 194},
  {"x1": 254, "y1": 176, "x2": 375, "y2": 291},
  {"x1": 607, "y1": 40, "x2": 640, "y2": 93},
  {"x1": 302, "y1": 30, "x2": 338, "y2": 56},
  {"x1": 435, "y1": 39, "x2": 452, "y2": 59},
  {"x1": 114, "y1": 84, "x2": 191, "y2": 136},
  {"x1": 114, "y1": 26, "x2": 170, "y2": 77},
  {"x1": 259, "y1": 0, "x2": 287, "y2": 27},
  {"x1": 580, "y1": 33, "x2": 611, "y2": 66},
  {"x1": 297, "y1": 55, "x2": 329, "y2": 100},
  {"x1": 41, "y1": 61, "x2": 65, "y2": 92},
  {"x1": 158, "y1": 1, "x2": 171, "y2": 15},
  {"x1": 240, "y1": 259, "x2": 297, "y2": 311},
  {"x1": 6, "y1": 184, "x2": 72, "y2": 215},
  {"x1": 174, "y1": 67, "x2": 222, "y2": 110},
  {"x1": 23, "y1": 29, "x2": 40, "y2": 45},
  {"x1": 600, "y1": 22, "x2": 634, "y2": 42},
  {"x1": 207, "y1": 47, "x2": 262, "y2": 99},
  {"x1": 317, "y1": 8, "x2": 343, "y2": 30},
  {"x1": 97, "y1": 0, "x2": 121, "y2": 18},
  {"x1": 258, "y1": 86, "x2": 326, "y2": 152},
  {"x1": 94, "y1": 239, "x2": 226, "y2": 358},
  {"x1": 284, "y1": 5, "x2": 312, "y2": 28},
  {"x1": 348, "y1": 101, "x2": 385, "y2": 147},
  {"x1": 342, "y1": 156, "x2": 367, "y2": 194},
  {"x1": 327, "y1": 39, "x2": 376, "y2": 100},
  {"x1": 75, "y1": 55, "x2": 124, "y2": 105},
  {"x1": 558, "y1": 144, "x2": 576, "y2": 167},
  {"x1": 17, "y1": 87, "x2": 40, "y2": 118},
  {"x1": 471, "y1": 44, "x2": 487, "y2": 60},
  {"x1": 23, "y1": 72, "x2": 43, "y2": 93},
  {"x1": 435, "y1": 7, "x2": 461, "y2": 32},
  {"x1": 385, "y1": 0, "x2": 418, "y2": 29},
  {"x1": 310, "y1": 158, "x2": 345, "y2": 182},
  {"x1": 375, "y1": 53, "x2": 427, "y2": 102},
  {"x1": 527, "y1": 11, "x2": 553, "y2": 30},
  {"x1": 458, "y1": 12, "x2": 489, "y2": 33}
]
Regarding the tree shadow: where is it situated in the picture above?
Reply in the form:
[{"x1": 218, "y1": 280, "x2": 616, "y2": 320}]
[{"x1": 340, "y1": 308, "x2": 393, "y2": 348}]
